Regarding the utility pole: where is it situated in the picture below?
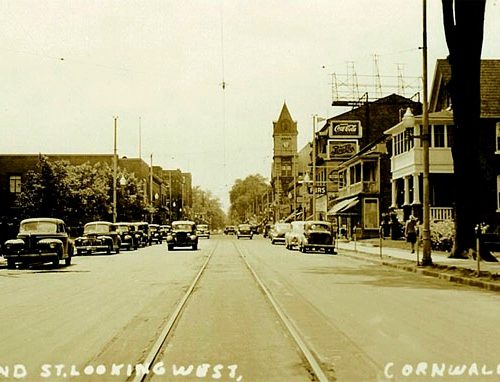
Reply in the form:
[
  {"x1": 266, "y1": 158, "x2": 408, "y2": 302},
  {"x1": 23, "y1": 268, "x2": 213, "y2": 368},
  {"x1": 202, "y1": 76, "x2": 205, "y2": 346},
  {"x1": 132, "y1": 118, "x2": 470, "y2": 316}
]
[
  {"x1": 150, "y1": 154, "x2": 153, "y2": 223},
  {"x1": 112, "y1": 116, "x2": 118, "y2": 223},
  {"x1": 421, "y1": 0, "x2": 432, "y2": 265}
]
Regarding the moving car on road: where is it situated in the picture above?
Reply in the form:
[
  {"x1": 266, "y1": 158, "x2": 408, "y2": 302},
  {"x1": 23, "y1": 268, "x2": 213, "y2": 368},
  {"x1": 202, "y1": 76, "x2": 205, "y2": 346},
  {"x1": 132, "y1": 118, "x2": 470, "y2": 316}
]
[
  {"x1": 166, "y1": 221, "x2": 198, "y2": 251},
  {"x1": 285, "y1": 221, "x2": 306, "y2": 250},
  {"x1": 130, "y1": 222, "x2": 150, "y2": 247},
  {"x1": 74, "y1": 221, "x2": 121, "y2": 255},
  {"x1": 224, "y1": 225, "x2": 236, "y2": 235},
  {"x1": 269, "y1": 222, "x2": 292, "y2": 245},
  {"x1": 3, "y1": 217, "x2": 74, "y2": 268},
  {"x1": 196, "y1": 224, "x2": 210, "y2": 238},
  {"x1": 298, "y1": 221, "x2": 336, "y2": 254},
  {"x1": 237, "y1": 224, "x2": 253, "y2": 239}
]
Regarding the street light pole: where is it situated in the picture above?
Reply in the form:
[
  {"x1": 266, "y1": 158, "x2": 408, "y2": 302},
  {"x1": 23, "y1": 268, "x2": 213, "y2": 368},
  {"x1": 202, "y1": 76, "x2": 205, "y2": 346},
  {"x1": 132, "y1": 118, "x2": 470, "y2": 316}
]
[
  {"x1": 112, "y1": 116, "x2": 118, "y2": 223},
  {"x1": 421, "y1": 0, "x2": 432, "y2": 265}
]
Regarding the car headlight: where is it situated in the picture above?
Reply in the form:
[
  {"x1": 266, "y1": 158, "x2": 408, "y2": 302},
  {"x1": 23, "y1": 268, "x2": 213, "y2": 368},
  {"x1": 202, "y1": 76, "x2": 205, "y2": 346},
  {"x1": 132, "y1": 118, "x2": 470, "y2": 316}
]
[{"x1": 49, "y1": 243, "x2": 57, "y2": 249}]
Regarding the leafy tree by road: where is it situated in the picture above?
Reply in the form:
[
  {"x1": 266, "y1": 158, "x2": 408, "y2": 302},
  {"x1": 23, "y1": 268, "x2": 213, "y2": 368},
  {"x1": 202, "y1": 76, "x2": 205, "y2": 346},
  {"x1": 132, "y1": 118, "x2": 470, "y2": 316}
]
[
  {"x1": 191, "y1": 186, "x2": 226, "y2": 229},
  {"x1": 229, "y1": 174, "x2": 270, "y2": 224}
]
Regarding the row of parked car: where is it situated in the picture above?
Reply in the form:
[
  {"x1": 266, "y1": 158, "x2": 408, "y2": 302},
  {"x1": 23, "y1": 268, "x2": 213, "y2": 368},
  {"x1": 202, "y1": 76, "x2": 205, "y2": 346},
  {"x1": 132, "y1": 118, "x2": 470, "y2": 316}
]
[
  {"x1": 267, "y1": 220, "x2": 336, "y2": 254},
  {"x1": 1, "y1": 217, "x2": 172, "y2": 269}
]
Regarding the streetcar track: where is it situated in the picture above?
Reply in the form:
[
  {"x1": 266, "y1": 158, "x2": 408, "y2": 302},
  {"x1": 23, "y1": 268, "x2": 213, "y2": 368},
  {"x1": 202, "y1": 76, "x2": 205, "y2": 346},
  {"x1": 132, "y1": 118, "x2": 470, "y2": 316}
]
[
  {"x1": 131, "y1": 237, "x2": 332, "y2": 382},
  {"x1": 130, "y1": 241, "x2": 218, "y2": 382},
  {"x1": 233, "y1": 241, "x2": 330, "y2": 382}
]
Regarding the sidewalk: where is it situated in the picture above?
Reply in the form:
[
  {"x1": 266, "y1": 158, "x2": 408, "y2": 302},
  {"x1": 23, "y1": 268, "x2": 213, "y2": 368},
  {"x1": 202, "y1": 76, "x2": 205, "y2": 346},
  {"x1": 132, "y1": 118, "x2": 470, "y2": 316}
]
[{"x1": 336, "y1": 238, "x2": 500, "y2": 292}]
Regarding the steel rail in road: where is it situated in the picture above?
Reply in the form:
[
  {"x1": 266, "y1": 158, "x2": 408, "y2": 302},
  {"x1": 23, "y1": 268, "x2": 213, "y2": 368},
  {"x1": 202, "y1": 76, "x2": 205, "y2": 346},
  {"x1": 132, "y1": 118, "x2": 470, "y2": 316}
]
[
  {"x1": 131, "y1": 242, "x2": 218, "y2": 382},
  {"x1": 233, "y1": 241, "x2": 330, "y2": 382}
]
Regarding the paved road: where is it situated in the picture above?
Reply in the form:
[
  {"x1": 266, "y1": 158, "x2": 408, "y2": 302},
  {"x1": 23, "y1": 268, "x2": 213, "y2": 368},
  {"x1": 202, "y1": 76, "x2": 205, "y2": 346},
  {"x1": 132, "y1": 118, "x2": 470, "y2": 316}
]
[{"x1": 1, "y1": 236, "x2": 499, "y2": 381}]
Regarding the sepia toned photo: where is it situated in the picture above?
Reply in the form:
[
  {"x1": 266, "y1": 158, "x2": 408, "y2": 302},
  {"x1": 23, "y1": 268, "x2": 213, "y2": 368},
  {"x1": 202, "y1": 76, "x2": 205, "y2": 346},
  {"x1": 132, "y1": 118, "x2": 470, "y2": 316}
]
[{"x1": 1, "y1": 1, "x2": 500, "y2": 381}]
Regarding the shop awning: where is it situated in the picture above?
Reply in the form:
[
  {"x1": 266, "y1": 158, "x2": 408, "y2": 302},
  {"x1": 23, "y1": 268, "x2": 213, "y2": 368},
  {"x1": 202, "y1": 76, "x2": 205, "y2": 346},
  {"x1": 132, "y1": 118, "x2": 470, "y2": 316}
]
[{"x1": 327, "y1": 197, "x2": 359, "y2": 216}]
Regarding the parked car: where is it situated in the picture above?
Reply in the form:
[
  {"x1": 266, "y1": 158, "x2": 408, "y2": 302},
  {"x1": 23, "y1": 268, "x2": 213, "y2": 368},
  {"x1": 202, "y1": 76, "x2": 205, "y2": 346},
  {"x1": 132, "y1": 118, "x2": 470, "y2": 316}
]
[
  {"x1": 149, "y1": 224, "x2": 162, "y2": 244},
  {"x1": 269, "y1": 222, "x2": 292, "y2": 244},
  {"x1": 3, "y1": 217, "x2": 74, "y2": 268},
  {"x1": 130, "y1": 222, "x2": 150, "y2": 247},
  {"x1": 298, "y1": 221, "x2": 336, "y2": 254},
  {"x1": 74, "y1": 221, "x2": 121, "y2": 255},
  {"x1": 224, "y1": 225, "x2": 236, "y2": 235},
  {"x1": 196, "y1": 224, "x2": 210, "y2": 238},
  {"x1": 115, "y1": 222, "x2": 137, "y2": 250},
  {"x1": 237, "y1": 224, "x2": 253, "y2": 239},
  {"x1": 285, "y1": 221, "x2": 306, "y2": 250},
  {"x1": 166, "y1": 221, "x2": 198, "y2": 250}
]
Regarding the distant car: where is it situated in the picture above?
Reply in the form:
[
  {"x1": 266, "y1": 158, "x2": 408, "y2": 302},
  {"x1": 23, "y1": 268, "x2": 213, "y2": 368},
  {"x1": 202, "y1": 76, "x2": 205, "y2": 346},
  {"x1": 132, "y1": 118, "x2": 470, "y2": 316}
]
[
  {"x1": 74, "y1": 221, "x2": 121, "y2": 255},
  {"x1": 237, "y1": 224, "x2": 253, "y2": 239},
  {"x1": 160, "y1": 225, "x2": 171, "y2": 240},
  {"x1": 149, "y1": 224, "x2": 162, "y2": 244},
  {"x1": 285, "y1": 221, "x2": 306, "y2": 250},
  {"x1": 130, "y1": 222, "x2": 150, "y2": 247},
  {"x1": 115, "y1": 222, "x2": 137, "y2": 250},
  {"x1": 269, "y1": 222, "x2": 292, "y2": 245},
  {"x1": 197, "y1": 224, "x2": 210, "y2": 238},
  {"x1": 166, "y1": 221, "x2": 198, "y2": 251},
  {"x1": 224, "y1": 225, "x2": 236, "y2": 235},
  {"x1": 298, "y1": 221, "x2": 336, "y2": 254},
  {"x1": 3, "y1": 217, "x2": 74, "y2": 268}
]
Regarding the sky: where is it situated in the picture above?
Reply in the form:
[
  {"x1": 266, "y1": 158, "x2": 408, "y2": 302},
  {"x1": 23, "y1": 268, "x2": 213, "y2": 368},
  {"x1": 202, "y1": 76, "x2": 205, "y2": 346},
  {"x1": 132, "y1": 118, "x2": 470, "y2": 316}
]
[{"x1": 1, "y1": 1, "x2": 499, "y2": 212}]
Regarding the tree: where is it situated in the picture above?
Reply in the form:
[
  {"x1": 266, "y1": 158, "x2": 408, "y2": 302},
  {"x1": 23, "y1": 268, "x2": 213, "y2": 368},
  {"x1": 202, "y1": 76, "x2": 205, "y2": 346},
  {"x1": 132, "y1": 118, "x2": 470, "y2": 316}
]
[
  {"x1": 441, "y1": 0, "x2": 496, "y2": 261},
  {"x1": 17, "y1": 156, "x2": 148, "y2": 230},
  {"x1": 229, "y1": 174, "x2": 270, "y2": 224},
  {"x1": 191, "y1": 186, "x2": 226, "y2": 229}
]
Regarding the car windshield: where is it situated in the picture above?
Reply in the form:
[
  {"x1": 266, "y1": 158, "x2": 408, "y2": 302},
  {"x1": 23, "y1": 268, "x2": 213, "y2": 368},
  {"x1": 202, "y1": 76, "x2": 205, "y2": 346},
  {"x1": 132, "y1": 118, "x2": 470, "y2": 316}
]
[
  {"x1": 84, "y1": 224, "x2": 111, "y2": 234},
  {"x1": 307, "y1": 223, "x2": 330, "y2": 231},
  {"x1": 115, "y1": 225, "x2": 129, "y2": 233},
  {"x1": 20, "y1": 221, "x2": 58, "y2": 233},
  {"x1": 276, "y1": 223, "x2": 291, "y2": 232},
  {"x1": 239, "y1": 225, "x2": 251, "y2": 229},
  {"x1": 198, "y1": 225, "x2": 208, "y2": 229},
  {"x1": 173, "y1": 223, "x2": 194, "y2": 231}
]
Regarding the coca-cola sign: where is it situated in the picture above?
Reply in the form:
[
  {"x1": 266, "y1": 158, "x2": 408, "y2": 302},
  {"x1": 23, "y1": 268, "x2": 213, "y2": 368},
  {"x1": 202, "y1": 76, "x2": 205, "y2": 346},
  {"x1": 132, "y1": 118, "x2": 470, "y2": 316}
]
[
  {"x1": 328, "y1": 140, "x2": 358, "y2": 159},
  {"x1": 328, "y1": 120, "x2": 362, "y2": 138}
]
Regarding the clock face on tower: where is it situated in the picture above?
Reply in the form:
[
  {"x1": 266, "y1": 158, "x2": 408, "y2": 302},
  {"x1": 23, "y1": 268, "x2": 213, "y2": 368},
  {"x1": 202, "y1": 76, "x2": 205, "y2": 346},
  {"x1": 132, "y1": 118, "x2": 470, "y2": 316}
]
[{"x1": 281, "y1": 138, "x2": 291, "y2": 149}]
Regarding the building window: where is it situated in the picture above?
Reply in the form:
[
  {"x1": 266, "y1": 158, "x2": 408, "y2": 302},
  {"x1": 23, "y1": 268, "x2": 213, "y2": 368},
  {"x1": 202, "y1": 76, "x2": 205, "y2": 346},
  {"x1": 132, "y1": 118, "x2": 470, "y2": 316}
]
[
  {"x1": 10, "y1": 175, "x2": 22, "y2": 194},
  {"x1": 363, "y1": 198, "x2": 379, "y2": 229},
  {"x1": 496, "y1": 123, "x2": 500, "y2": 153},
  {"x1": 433, "y1": 125, "x2": 446, "y2": 147},
  {"x1": 281, "y1": 164, "x2": 292, "y2": 177},
  {"x1": 497, "y1": 176, "x2": 500, "y2": 211},
  {"x1": 338, "y1": 170, "x2": 346, "y2": 189}
]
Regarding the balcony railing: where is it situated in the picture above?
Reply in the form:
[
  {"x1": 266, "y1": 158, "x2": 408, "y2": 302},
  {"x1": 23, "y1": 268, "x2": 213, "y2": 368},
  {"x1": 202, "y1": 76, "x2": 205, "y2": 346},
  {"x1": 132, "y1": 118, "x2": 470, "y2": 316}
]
[
  {"x1": 337, "y1": 181, "x2": 378, "y2": 197},
  {"x1": 431, "y1": 207, "x2": 454, "y2": 222}
]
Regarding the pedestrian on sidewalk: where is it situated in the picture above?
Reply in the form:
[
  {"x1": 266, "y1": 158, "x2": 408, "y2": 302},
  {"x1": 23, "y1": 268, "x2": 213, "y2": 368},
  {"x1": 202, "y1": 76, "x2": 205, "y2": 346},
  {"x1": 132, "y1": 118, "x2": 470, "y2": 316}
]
[{"x1": 405, "y1": 215, "x2": 418, "y2": 253}]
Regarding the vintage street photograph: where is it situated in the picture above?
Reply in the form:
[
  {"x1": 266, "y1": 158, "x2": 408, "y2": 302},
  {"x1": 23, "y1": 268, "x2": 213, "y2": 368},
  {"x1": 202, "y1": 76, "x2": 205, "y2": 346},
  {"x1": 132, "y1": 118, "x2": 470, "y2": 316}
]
[{"x1": 1, "y1": 1, "x2": 500, "y2": 381}]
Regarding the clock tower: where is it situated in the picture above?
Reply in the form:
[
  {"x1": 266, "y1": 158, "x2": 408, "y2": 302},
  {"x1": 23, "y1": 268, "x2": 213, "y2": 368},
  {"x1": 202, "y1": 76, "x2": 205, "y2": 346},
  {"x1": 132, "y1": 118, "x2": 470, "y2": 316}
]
[{"x1": 271, "y1": 102, "x2": 298, "y2": 221}]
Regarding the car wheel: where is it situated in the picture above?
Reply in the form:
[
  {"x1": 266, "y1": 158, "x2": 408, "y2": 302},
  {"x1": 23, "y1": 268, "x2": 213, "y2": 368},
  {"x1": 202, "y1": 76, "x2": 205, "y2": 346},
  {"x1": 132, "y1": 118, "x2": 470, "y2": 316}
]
[
  {"x1": 65, "y1": 256, "x2": 72, "y2": 266},
  {"x1": 7, "y1": 259, "x2": 15, "y2": 269},
  {"x1": 107, "y1": 245, "x2": 112, "y2": 255},
  {"x1": 168, "y1": 245, "x2": 174, "y2": 251},
  {"x1": 52, "y1": 256, "x2": 60, "y2": 267},
  {"x1": 116, "y1": 246, "x2": 120, "y2": 254},
  {"x1": 192, "y1": 244, "x2": 198, "y2": 250}
]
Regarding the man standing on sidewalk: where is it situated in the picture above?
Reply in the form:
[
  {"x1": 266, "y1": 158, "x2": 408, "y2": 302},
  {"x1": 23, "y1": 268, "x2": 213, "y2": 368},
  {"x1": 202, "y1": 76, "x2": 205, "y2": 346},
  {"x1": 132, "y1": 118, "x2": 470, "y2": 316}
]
[{"x1": 405, "y1": 215, "x2": 418, "y2": 253}]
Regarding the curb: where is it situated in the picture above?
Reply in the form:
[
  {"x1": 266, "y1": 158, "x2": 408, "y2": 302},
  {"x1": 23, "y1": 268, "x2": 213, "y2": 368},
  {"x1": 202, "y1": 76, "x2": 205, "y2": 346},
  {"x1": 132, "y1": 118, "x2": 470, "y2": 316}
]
[{"x1": 340, "y1": 249, "x2": 500, "y2": 293}]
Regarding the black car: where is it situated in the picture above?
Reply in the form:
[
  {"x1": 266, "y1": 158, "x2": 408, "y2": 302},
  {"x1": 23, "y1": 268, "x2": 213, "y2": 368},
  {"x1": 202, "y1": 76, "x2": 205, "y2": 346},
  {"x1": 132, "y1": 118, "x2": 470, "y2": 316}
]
[
  {"x1": 130, "y1": 222, "x2": 150, "y2": 247},
  {"x1": 299, "y1": 221, "x2": 336, "y2": 254},
  {"x1": 3, "y1": 218, "x2": 74, "y2": 268},
  {"x1": 115, "y1": 222, "x2": 137, "y2": 250},
  {"x1": 74, "y1": 221, "x2": 121, "y2": 255},
  {"x1": 149, "y1": 224, "x2": 162, "y2": 244},
  {"x1": 237, "y1": 224, "x2": 253, "y2": 239},
  {"x1": 166, "y1": 221, "x2": 198, "y2": 251},
  {"x1": 224, "y1": 225, "x2": 236, "y2": 235}
]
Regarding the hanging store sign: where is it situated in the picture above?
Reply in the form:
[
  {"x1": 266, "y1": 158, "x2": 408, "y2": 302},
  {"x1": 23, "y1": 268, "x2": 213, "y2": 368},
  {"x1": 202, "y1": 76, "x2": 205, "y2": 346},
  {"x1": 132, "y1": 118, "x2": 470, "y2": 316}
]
[
  {"x1": 328, "y1": 120, "x2": 362, "y2": 138},
  {"x1": 327, "y1": 140, "x2": 358, "y2": 159}
]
